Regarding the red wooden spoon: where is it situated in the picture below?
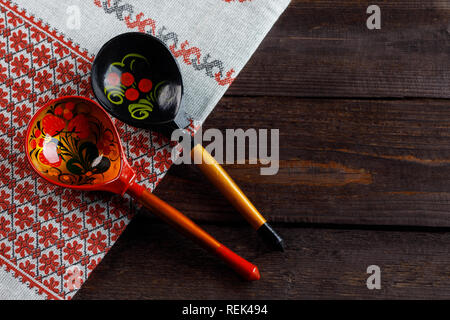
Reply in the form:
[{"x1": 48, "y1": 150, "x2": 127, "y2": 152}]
[{"x1": 25, "y1": 95, "x2": 260, "y2": 281}]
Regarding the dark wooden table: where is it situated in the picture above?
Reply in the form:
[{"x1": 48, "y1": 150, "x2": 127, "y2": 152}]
[{"x1": 74, "y1": 0, "x2": 450, "y2": 299}]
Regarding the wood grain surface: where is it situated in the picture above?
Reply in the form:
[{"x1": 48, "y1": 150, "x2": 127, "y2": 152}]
[
  {"x1": 228, "y1": 0, "x2": 450, "y2": 98},
  {"x1": 154, "y1": 97, "x2": 450, "y2": 228},
  {"x1": 75, "y1": 1, "x2": 450, "y2": 299},
  {"x1": 75, "y1": 215, "x2": 450, "y2": 299}
]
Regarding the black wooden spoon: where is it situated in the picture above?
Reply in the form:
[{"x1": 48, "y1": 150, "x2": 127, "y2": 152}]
[{"x1": 91, "y1": 32, "x2": 284, "y2": 251}]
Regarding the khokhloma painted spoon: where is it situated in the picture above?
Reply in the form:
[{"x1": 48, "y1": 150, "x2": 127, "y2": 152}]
[
  {"x1": 25, "y1": 95, "x2": 260, "y2": 281},
  {"x1": 91, "y1": 32, "x2": 284, "y2": 251}
]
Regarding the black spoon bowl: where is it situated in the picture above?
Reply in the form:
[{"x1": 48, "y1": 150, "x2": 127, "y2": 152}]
[
  {"x1": 91, "y1": 32, "x2": 285, "y2": 251},
  {"x1": 92, "y1": 32, "x2": 183, "y2": 133}
]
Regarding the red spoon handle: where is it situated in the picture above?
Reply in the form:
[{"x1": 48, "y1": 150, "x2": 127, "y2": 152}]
[{"x1": 127, "y1": 185, "x2": 260, "y2": 281}]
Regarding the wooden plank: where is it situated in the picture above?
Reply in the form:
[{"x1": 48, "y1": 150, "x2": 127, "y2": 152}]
[
  {"x1": 154, "y1": 96, "x2": 450, "y2": 227},
  {"x1": 74, "y1": 216, "x2": 450, "y2": 299},
  {"x1": 226, "y1": 0, "x2": 450, "y2": 98}
]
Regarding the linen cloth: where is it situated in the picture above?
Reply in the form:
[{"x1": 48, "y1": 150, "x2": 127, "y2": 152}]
[{"x1": 0, "y1": 0, "x2": 290, "y2": 299}]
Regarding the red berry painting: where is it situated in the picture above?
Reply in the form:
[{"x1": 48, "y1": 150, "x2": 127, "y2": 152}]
[
  {"x1": 27, "y1": 100, "x2": 121, "y2": 185},
  {"x1": 103, "y1": 54, "x2": 166, "y2": 121}
]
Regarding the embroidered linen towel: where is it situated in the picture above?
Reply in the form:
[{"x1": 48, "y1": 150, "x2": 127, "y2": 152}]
[{"x1": 0, "y1": 0, "x2": 290, "y2": 299}]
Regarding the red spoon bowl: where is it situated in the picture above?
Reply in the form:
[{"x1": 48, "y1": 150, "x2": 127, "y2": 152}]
[{"x1": 26, "y1": 95, "x2": 136, "y2": 195}]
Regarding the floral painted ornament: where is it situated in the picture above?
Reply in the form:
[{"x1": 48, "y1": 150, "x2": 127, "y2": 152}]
[
  {"x1": 27, "y1": 99, "x2": 121, "y2": 186},
  {"x1": 92, "y1": 33, "x2": 183, "y2": 132},
  {"x1": 104, "y1": 54, "x2": 166, "y2": 121}
]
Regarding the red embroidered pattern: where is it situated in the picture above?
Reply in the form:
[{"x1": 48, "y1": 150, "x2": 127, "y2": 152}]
[
  {"x1": 93, "y1": 0, "x2": 236, "y2": 86},
  {"x1": 0, "y1": 0, "x2": 174, "y2": 299}
]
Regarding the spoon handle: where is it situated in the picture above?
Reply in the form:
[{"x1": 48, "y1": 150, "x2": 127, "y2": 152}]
[
  {"x1": 191, "y1": 144, "x2": 285, "y2": 252},
  {"x1": 127, "y1": 185, "x2": 260, "y2": 281}
]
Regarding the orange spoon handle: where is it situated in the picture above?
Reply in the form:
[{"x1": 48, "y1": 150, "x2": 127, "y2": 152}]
[
  {"x1": 191, "y1": 144, "x2": 285, "y2": 251},
  {"x1": 127, "y1": 184, "x2": 260, "y2": 281}
]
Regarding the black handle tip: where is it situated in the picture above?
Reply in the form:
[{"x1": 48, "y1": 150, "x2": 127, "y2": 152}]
[{"x1": 257, "y1": 222, "x2": 285, "y2": 252}]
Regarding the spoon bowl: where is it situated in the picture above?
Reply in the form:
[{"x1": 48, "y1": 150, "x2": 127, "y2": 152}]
[
  {"x1": 91, "y1": 32, "x2": 183, "y2": 133},
  {"x1": 26, "y1": 96, "x2": 135, "y2": 195}
]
